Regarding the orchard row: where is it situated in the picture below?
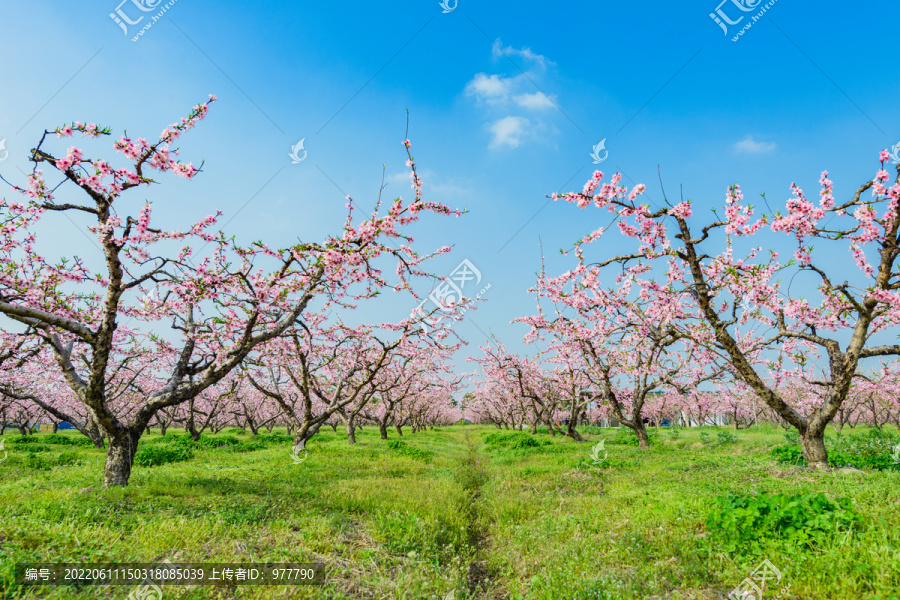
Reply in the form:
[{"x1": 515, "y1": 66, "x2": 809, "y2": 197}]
[{"x1": 2, "y1": 98, "x2": 900, "y2": 485}]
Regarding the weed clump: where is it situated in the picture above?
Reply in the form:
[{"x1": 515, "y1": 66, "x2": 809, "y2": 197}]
[
  {"x1": 706, "y1": 492, "x2": 860, "y2": 556},
  {"x1": 771, "y1": 429, "x2": 900, "y2": 471},
  {"x1": 134, "y1": 444, "x2": 193, "y2": 467},
  {"x1": 385, "y1": 439, "x2": 434, "y2": 462}
]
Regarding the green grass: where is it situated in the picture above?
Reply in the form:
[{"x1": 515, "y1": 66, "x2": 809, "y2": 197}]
[{"x1": 0, "y1": 425, "x2": 898, "y2": 598}]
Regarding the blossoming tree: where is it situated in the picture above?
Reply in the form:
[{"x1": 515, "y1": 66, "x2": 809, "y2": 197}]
[
  {"x1": 0, "y1": 99, "x2": 457, "y2": 486},
  {"x1": 547, "y1": 152, "x2": 900, "y2": 468}
]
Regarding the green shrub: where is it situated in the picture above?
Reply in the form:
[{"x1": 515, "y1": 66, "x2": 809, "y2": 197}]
[
  {"x1": 666, "y1": 427, "x2": 681, "y2": 440},
  {"x1": 784, "y1": 431, "x2": 800, "y2": 445},
  {"x1": 41, "y1": 434, "x2": 95, "y2": 447},
  {"x1": 510, "y1": 436, "x2": 542, "y2": 449},
  {"x1": 147, "y1": 434, "x2": 193, "y2": 446},
  {"x1": 771, "y1": 430, "x2": 900, "y2": 471},
  {"x1": 55, "y1": 451, "x2": 83, "y2": 466},
  {"x1": 23, "y1": 449, "x2": 81, "y2": 469},
  {"x1": 197, "y1": 435, "x2": 242, "y2": 449},
  {"x1": 578, "y1": 425, "x2": 606, "y2": 435},
  {"x1": 699, "y1": 431, "x2": 711, "y2": 445},
  {"x1": 607, "y1": 428, "x2": 657, "y2": 446},
  {"x1": 717, "y1": 431, "x2": 738, "y2": 444},
  {"x1": 483, "y1": 431, "x2": 552, "y2": 456},
  {"x1": 26, "y1": 453, "x2": 50, "y2": 470},
  {"x1": 385, "y1": 439, "x2": 434, "y2": 462},
  {"x1": 134, "y1": 444, "x2": 193, "y2": 467},
  {"x1": 147, "y1": 433, "x2": 280, "y2": 454},
  {"x1": 7, "y1": 436, "x2": 43, "y2": 445},
  {"x1": 770, "y1": 445, "x2": 804, "y2": 466},
  {"x1": 832, "y1": 428, "x2": 900, "y2": 457},
  {"x1": 484, "y1": 431, "x2": 533, "y2": 447},
  {"x1": 19, "y1": 444, "x2": 51, "y2": 453},
  {"x1": 228, "y1": 441, "x2": 267, "y2": 453},
  {"x1": 706, "y1": 492, "x2": 860, "y2": 556}
]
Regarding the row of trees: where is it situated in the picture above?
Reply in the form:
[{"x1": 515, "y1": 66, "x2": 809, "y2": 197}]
[
  {"x1": 0, "y1": 334, "x2": 462, "y2": 443},
  {"x1": 465, "y1": 348, "x2": 900, "y2": 436},
  {"x1": 3, "y1": 98, "x2": 898, "y2": 480},
  {"x1": 0, "y1": 99, "x2": 464, "y2": 487},
  {"x1": 466, "y1": 152, "x2": 900, "y2": 469}
]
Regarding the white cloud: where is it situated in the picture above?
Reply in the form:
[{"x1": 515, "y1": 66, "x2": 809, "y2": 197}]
[
  {"x1": 734, "y1": 135, "x2": 776, "y2": 154},
  {"x1": 465, "y1": 73, "x2": 515, "y2": 104},
  {"x1": 464, "y1": 42, "x2": 558, "y2": 150},
  {"x1": 514, "y1": 92, "x2": 555, "y2": 110},
  {"x1": 491, "y1": 39, "x2": 552, "y2": 69},
  {"x1": 488, "y1": 116, "x2": 531, "y2": 150}
]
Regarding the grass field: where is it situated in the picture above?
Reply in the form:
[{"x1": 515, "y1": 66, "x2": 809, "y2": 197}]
[{"x1": 1, "y1": 424, "x2": 899, "y2": 599}]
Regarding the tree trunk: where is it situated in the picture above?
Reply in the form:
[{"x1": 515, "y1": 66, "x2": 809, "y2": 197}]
[
  {"x1": 395, "y1": 424, "x2": 403, "y2": 436},
  {"x1": 801, "y1": 429, "x2": 829, "y2": 470},
  {"x1": 346, "y1": 414, "x2": 357, "y2": 444},
  {"x1": 186, "y1": 402, "x2": 201, "y2": 440},
  {"x1": 565, "y1": 419, "x2": 584, "y2": 442},
  {"x1": 293, "y1": 421, "x2": 322, "y2": 454},
  {"x1": 87, "y1": 418, "x2": 106, "y2": 449},
  {"x1": 379, "y1": 424, "x2": 388, "y2": 440},
  {"x1": 633, "y1": 422, "x2": 650, "y2": 449},
  {"x1": 104, "y1": 429, "x2": 139, "y2": 488}
]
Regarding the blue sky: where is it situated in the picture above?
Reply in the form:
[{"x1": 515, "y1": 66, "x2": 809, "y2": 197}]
[{"x1": 1, "y1": 0, "x2": 899, "y2": 375}]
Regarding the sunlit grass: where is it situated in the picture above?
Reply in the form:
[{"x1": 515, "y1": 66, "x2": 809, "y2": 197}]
[{"x1": 0, "y1": 424, "x2": 898, "y2": 598}]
